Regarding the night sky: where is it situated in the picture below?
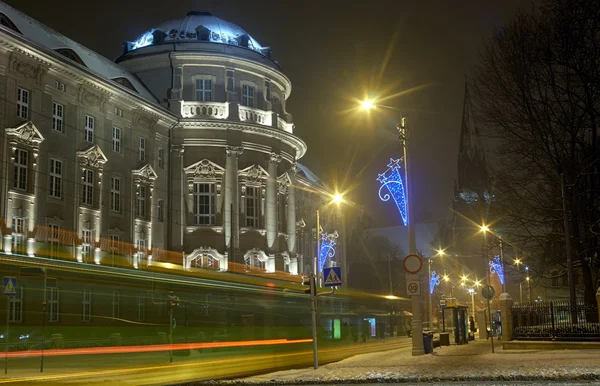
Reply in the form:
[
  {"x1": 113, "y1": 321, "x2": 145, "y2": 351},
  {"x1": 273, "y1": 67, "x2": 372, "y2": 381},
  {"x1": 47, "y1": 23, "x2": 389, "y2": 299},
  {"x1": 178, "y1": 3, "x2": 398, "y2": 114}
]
[{"x1": 7, "y1": 0, "x2": 531, "y2": 227}]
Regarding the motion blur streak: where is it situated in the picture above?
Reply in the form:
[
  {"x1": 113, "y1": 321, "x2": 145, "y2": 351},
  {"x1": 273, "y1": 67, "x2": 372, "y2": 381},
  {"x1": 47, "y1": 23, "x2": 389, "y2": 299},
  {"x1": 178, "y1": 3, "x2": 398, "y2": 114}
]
[{"x1": 2, "y1": 338, "x2": 311, "y2": 358}]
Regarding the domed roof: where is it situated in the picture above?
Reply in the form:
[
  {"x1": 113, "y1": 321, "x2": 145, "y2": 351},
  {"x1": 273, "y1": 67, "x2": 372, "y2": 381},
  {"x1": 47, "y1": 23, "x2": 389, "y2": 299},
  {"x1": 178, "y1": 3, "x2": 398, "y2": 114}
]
[{"x1": 124, "y1": 11, "x2": 271, "y2": 57}]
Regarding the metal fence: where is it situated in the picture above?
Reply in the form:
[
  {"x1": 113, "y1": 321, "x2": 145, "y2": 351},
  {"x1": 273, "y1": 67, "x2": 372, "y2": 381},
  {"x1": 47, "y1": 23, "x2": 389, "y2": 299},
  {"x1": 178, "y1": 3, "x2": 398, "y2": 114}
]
[{"x1": 512, "y1": 301, "x2": 600, "y2": 341}]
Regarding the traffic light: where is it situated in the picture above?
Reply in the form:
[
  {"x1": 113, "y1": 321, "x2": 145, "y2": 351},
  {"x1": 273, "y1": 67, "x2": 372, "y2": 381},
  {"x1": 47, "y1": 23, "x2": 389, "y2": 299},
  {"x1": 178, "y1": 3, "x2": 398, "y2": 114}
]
[{"x1": 302, "y1": 275, "x2": 316, "y2": 296}]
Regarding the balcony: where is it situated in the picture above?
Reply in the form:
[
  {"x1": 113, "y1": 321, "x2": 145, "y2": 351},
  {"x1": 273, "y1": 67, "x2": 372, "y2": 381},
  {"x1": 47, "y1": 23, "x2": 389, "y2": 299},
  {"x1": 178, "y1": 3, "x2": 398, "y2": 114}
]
[
  {"x1": 239, "y1": 105, "x2": 272, "y2": 126},
  {"x1": 181, "y1": 101, "x2": 229, "y2": 119}
]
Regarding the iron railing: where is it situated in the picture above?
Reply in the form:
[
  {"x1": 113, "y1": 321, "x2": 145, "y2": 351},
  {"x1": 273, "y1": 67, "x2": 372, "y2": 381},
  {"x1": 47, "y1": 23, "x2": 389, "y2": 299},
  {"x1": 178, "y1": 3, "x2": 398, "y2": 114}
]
[{"x1": 512, "y1": 300, "x2": 600, "y2": 341}]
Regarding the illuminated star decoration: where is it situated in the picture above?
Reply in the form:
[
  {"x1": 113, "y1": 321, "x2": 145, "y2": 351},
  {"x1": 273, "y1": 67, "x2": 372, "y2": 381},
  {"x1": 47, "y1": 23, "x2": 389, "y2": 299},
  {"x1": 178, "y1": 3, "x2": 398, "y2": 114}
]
[
  {"x1": 489, "y1": 255, "x2": 505, "y2": 285},
  {"x1": 318, "y1": 227, "x2": 339, "y2": 273},
  {"x1": 430, "y1": 270, "x2": 441, "y2": 294},
  {"x1": 377, "y1": 158, "x2": 408, "y2": 226}
]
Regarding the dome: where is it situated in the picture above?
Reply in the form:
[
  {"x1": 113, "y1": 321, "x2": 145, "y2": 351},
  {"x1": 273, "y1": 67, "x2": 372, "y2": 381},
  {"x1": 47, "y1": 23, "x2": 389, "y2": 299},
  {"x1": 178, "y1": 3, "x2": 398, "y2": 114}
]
[{"x1": 124, "y1": 11, "x2": 271, "y2": 57}]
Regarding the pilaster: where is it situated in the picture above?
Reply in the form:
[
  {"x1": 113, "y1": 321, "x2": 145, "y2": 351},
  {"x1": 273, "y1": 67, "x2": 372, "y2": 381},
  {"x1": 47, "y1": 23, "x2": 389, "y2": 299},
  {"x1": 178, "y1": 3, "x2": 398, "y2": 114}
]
[
  {"x1": 225, "y1": 146, "x2": 243, "y2": 254},
  {"x1": 266, "y1": 153, "x2": 281, "y2": 250},
  {"x1": 286, "y1": 164, "x2": 297, "y2": 253}
]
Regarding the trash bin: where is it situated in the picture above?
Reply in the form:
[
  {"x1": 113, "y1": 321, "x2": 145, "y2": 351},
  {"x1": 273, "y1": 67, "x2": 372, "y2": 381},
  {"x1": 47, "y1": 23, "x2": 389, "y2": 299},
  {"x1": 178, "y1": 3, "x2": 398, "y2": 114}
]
[
  {"x1": 439, "y1": 332, "x2": 450, "y2": 346},
  {"x1": 423, "y1": 332, "x2": 433, "y2": 354}
]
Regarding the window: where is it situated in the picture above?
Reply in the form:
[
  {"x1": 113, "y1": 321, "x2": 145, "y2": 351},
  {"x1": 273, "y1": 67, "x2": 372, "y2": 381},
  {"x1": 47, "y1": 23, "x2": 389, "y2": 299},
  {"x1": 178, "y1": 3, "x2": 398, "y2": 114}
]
[
  {"x1": 137, "y1": 238, "x2": 146, "y2": 260},
  {"x1": 264, "y1": 80, "x2": 271, "y2": 101},
  {"x1": 82, "y1": 229, "x2": 92, "y2": 262},
  {"x1": 110, "y1": 177, "x2": 121, "y2": 212},
  {"x1": 137, "y1": 293, "x2": 145, "y2": 322},
  {"x1": 241, "y1": 84, "x2": 255, "y2": 107},
  {"x1": 49, "y1": 159, "x2": 62, "y2": 199},
  {"x1": 136, "y1": 186, "x2": 146, "y2": 218},
  {"x1": 52, "y1": 102, "x2": 64, "y2": 132},
  {"x1": 111, "y1": 291, "x2": 119, "y2": 319},
  {"x1": 48, "y1": 287, "x2": 59, "y2": 322},
  {"x1": 226, "y1": 70, "x2": 235, "y2": 92},
  {"x1": 245, "y1": 186, "x2": 260, "y2": 227},
  {"x1": 55, "y1": 81, "x2": 66, "y2": 92},
  {"x1": 157, "y1": 199, "x2": 164, "y2": 222},
  {"x1": 114, "y1": 107, "x2": 123, "y2": 117},
  {"x1": 48, "y1": 223, "x2": 60, "y2": 258},
  {"x1": 82, "y1": 169, "x2": 94, "y2": 205},
  {"x1": 109, "y1": 234, "x2": 119, "y2": 253},
  {"x1": 112, "y1": 127, "x2": 121, "y2": 153},
  {"x1": 12, "y1": 217, "x2": 25, "y2": 252},
  {"x1": 195, "y1": 78, "x2": 213, "y2": 102},
  {"x1": 9, "y1": 286, "x2": 23, "y2": 323},
  {"x1": 193, "y1": 183, "x2": 216, "y2": 225},
  {"x1": 139, "y1": 138, "x2": 145, "y2": 161},
  {"x1": 17, "y1": 88, "x2": 29, "y2": 119},
  {"x1": 55, "y1": 49, "x2": 86, "y2": 66},
  {"x1": 13, "y1": 148, "x2": 27, "y2": 190},
  {"x1": 84, "y1": 115, "x2": 94, "y2": 143},
  {"x1": 82, "y1": 289, "x2": 91, "y2": 322},
  {"x1": 158, "y1": 148, "x2": 164, "y2": 169}
]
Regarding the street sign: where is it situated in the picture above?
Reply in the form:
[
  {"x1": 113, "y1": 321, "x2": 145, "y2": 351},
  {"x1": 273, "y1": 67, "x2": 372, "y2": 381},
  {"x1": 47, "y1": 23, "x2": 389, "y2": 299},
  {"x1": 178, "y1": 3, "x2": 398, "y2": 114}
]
[
  {"x1": 439, "y1": 298, "x2": 447, "y2": 308},
  {"x1": 3, "y1": 277, "x2": 16, "y2": 297},
  {"x1": 482, "y1": 285, "x2": 495, "y2": 300},
  {"x1": 403, "y1": 254, "x2": 423, "y2": 274},
  {"x1": 406, "y1": 273, "x2": 421, "y2": 296},
  {"x1": 323, "y1": 267, "x2": 342, "y2": 287}
]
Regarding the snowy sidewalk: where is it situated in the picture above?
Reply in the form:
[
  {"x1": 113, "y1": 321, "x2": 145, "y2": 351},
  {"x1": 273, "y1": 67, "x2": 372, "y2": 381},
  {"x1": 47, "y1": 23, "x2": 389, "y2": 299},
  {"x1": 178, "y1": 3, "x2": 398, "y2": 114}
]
[{"x1": 215, "y1": 339, "x2": 600, "y2": 384}]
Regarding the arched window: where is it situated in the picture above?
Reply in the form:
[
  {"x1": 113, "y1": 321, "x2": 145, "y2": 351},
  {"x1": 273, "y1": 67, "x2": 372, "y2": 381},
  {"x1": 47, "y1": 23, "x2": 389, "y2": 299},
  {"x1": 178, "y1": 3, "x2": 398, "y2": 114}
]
[
  {"x1": 0, "y1": 13, "x2": 20, "y2": 34},
  {"x1": 55, "y1": 49, "x2": 86, "y2": 66}
]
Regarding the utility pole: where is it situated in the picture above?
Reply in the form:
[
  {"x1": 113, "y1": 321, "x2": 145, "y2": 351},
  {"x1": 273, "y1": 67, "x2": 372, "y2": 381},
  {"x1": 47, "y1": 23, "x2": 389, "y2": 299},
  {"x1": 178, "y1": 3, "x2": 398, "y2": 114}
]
[{"x1": 561, "y1": 174, "x2": 577, "y2": 323}]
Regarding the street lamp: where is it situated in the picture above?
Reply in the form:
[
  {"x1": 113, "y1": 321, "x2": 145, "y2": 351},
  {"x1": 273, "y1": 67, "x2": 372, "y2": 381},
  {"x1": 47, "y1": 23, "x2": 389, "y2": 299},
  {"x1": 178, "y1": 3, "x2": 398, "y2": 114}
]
[
  {"x1": 361, "y1": 98, "x2": 423, "y2": 356},
  {"x1": 468, "y1": 288, "x2": 476, "y2": 321}
]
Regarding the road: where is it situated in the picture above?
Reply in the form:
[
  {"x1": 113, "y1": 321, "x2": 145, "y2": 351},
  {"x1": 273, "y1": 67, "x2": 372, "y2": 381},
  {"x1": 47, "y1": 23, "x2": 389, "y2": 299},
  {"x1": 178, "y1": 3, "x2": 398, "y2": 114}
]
[{"x1": 0, "y1": 338, "x2": 412, "y2": 385}]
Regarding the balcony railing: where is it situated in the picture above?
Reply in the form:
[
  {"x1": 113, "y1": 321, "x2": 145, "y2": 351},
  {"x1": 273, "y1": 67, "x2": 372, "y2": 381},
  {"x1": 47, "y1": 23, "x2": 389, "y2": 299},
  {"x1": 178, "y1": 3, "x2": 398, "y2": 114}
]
[
  {"x1": 239, "y1": 105, "x2": 272, "y2": 126},
  {"x1": 181, "y1": 101, "x2": 229, "y2": 119},
  {"x1": 277, "y1": 116, "x2": 294, "y2": 133}
]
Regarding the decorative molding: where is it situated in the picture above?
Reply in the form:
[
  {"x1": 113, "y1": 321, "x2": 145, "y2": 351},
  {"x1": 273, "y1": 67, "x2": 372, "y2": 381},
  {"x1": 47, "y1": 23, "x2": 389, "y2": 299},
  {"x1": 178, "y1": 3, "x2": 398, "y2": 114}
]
[
  {"x1": 289, "y1": 163, "x2": 298, "y2": 176},
  {"x1": 132, "y1": 164, "x2": 158, "y2": 184},
  {"x1": 5, "y1": 121, "x2": 45, "y2": 147},
  {"x1": 239, "y1": 164, "x2": 269, "y2": 184},
  {"x1": 184, "y1": 159, "x2": 225, "y2": 179},
  {"x1": 78, "y1": 85, "x2": 108, "y2": 111},
  {"x1": 9, "y1": 52, "x2": 45, "y2": 83},
  {"x1": 76, "y1": 144, "x2": 108, "y2": 169},
  {"x1": 244, "y1": 248, "x2": 269, "y2": 264},
  {"x1": 45, "y1": 216, "x2": 64, "y2": 226},
  {"x1": 133, "y1": 109, "x2": 159, "y2": 130},
  {"x1": 184, "y1": 246, "x2": 227, "y2": 271},
  {"x1": 226, "y1": 145, "x2": 244, "y2": 158},
  {"x1": 269, "y1": 152, "x2": 282, "y2": 166},
  {"x1": 277, "y1": 172, "x2": 292, "y2": 194},
  {"x1": 296, "y1": 218, "x2": 306, "y2": 229}
]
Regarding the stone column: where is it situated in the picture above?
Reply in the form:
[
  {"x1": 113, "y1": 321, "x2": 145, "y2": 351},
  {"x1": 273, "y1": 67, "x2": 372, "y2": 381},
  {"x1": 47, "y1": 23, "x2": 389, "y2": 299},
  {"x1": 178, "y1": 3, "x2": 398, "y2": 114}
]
[
  {"x1": 225, "y1": 146, "x2": 243, "y2": 252},
  {"x1": 286, "y1": 165, "x2": 297, "y2": 253},
  {"x1": 499, "y1": 293, "x2": 514, "y2": 342},
  {"x1": 265, "y1": 153, "x2": 280, "y2": 250}
]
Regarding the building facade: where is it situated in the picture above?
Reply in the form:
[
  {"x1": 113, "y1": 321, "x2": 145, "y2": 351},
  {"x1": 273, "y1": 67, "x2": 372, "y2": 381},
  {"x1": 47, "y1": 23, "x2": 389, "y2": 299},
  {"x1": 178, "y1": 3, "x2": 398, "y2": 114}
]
[{"x1": 0, "y1": 5, "x2": 344, "y2": 280}]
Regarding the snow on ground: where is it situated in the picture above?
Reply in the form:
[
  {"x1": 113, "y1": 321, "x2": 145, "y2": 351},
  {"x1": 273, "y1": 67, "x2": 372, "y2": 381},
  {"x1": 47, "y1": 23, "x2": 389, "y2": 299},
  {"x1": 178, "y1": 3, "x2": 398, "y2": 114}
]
[{"x1": 235, "y1": 340, "x2": 600, "y2": 384}]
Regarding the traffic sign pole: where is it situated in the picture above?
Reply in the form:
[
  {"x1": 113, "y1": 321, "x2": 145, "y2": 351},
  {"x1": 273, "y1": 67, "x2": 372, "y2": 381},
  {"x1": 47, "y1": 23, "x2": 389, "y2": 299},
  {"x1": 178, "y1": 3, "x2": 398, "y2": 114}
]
[{"x1": 403, "y1": 254, "x2": 424, "y2": 356}]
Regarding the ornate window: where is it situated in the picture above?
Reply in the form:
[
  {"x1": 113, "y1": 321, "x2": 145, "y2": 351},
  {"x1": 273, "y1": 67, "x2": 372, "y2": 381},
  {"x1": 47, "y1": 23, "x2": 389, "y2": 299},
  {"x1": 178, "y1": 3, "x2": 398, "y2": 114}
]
[
  {"x1": 132, "y1": 164, "x2": 158, "y2": 221},
  {"x1": 12, "y1": 217, "x2": 25, "y2": 253},
  {"x1": 244, "y1": 248, "x2": 268, "y2": 270},
  {"x1": 245, "y1": 186, "x2": 260, "y2": 227},
  {"x1": 112, "y1": 127, "x2": 121, "y2": 153},
  {"x1": 84, "y1": 115, "x2": 94, "y2": 143},
  {"x1": 242, "y1": 84, "x2": 255, "y2": 107},
  {"x1": 52, "y1": 102, "x2": 64, "y2": 132},
  {"x1": 110, "y1": 176, "x2": 121, "y2": 212},
  {"x1": 49, "y1": 158, "x2": 62, "y2": 199},
  {"x1": 136, "y1": 185, "x2": 147, "y2": 218},
  {"x1": 195, "y1": 78, "x2": 213, "y2": 102},
  {"x1": 48, "y1": 287, "x2": 59, "y2": 322},
  {"x1": 13, "y1": 148, "x2": 28, "y2": 190},
  {"x1": 82, "y1": 169, "x2": 94, "y2": 205},
  {"x1": 17, "y1": 88, "x2": 29, "y2": 119},
  {"x1": 82, "y1": 289, "x2": 91, "y2": 322},
  {"x1": 193, "y1": 183, "x2": 216, "y2": 225},
  {"x1": 82, "y1": 229, "x2": 93, "y2": 262}
]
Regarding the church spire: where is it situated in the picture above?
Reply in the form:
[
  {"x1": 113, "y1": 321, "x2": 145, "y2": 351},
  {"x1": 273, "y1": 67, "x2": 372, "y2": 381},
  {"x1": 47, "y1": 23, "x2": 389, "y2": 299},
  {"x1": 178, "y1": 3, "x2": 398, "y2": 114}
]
[{"x1": 459, "y1": 77, "x2": 483, "y2": 159}]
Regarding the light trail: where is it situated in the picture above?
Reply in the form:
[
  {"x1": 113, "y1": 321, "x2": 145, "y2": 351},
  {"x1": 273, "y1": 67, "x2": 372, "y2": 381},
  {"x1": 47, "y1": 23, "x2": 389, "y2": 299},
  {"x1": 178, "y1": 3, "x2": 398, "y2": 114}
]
[{"x1": 2, "y1": 338, "x2": 311, "y2": 358}]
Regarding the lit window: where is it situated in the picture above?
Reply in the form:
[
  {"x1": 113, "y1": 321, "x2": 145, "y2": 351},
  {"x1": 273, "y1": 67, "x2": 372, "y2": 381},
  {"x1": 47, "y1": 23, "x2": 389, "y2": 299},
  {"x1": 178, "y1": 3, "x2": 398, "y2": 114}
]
[
  {"x1": 49, "y1": 159, "x2": 62, "y2": 199},
  {"x1": 82, "y1": 169, "x2": 93, "y2": 205},
  {"x1": 157, "y1": 199, "x2": 164, "y2": 222},
  {"x1": 52, "y1": 102, "x2": 64, "y2": 132},
  {"x1": 82, "y1": 229, "x2": 92, "y2": 262},
  {"x1": 48, "y1": 223, "x2": 60, "y2": 258},
  {"x1": 9, "y1": 286, "x2": 23, "y2": 323},
  {"x1": 137, "y1": 238, "x2": 146, "y2": 260},
  {"x1": 110, "y1": 177, "x2": 121, "y2": 212},
  {"x1": 245, "y1": 186, "x2": 260, "y2": 227},
  {"x1": 17, "y1": 88, "x2": 29, "y2": 119},
  {"x1": 136, "y1": 186, "x2": 146, "y2": 218},
  {"x1": 195, "y1": 78, "x2": 213, "y2": 102},
  {"x1": 84, "y1": 115, "x2": 94, "y2": 143},
  {"x1": 48, "y1": 287, "x2": 59, "y2": 322},
  {"x1": 139, "y1": 137, "x2": 145, "y2": 161},
  {"x1": 111, "y1": 291, "x2": 119, "y2": 319},
  {"x1": 241, "y1": 84, "x2": 255, "y2": 107},
  {"x1": 193, "y1": 183, "x2": 216, "y2": 225},
  {"x1": 13, "y1": 148, "x2": 27, "y2": 190},
  {"x1": 112, "y1": 127, "x2": 121, "y2": 153},
  {"x1": 12, "y1": 217, "x2": 25, "y2": 253},
  {"x1": 82, "y1": 289, "x2": 91, "y2": 322},
  {"x1": 158, "y1": 148, "x2": 164, "y2": 169}
]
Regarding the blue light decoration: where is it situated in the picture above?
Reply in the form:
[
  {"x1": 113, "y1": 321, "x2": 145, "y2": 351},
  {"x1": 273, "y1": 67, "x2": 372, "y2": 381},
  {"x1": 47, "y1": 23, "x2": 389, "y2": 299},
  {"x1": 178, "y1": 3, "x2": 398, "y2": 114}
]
[
  {"x1": 489, "y1": 255, "x2": 504, "y2": 285},
  {"x1": 430, "y1": 270, "x2": 441, "y2": 294},
  {"x1": 377, "y1": 158, "x2": 408, "y2": 226},
  {"x1": 318, "y1": 228, "x2": 339, "y2": 273}
]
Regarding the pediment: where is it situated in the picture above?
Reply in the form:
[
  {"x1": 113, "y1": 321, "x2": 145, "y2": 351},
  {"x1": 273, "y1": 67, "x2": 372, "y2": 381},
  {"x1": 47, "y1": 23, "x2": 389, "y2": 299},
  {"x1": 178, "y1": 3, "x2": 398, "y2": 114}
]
[
  {"x1": 278, "y1": 172, "x2": 292, "y2": 185},
  {"x1": 132, "y1": 164, "x2": 158, "y2": 181},
  {"x1": 184, "y1": 159, "x2": 225, "y2": 179},
  {"x1": 76, "y1": 144, "x2": 108, "y2": 168},
  {"x1": 239, "y1": 164, "x2": 269, "y2": 182},
  {"x1": 6, "y1": 121, "x2": 45, "y2": 146}
]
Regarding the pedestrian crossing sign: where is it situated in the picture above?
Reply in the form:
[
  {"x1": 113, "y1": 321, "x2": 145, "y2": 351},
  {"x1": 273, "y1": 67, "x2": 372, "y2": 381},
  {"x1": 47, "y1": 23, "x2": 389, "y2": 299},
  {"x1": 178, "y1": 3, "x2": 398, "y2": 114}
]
[
  {"x1": 323, "y1": 267, "x2": 342, "y2": 287},
  {"x1": 3, "y1": 277, "x2": 17, "y2": 297}
]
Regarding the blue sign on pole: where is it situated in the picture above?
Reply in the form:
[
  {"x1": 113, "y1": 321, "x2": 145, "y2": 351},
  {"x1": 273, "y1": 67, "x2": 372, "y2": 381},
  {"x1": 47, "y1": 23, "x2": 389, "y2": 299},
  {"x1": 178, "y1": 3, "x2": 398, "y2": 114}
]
[
  {"x1": 3, "y1": 277, "x2": 17, "y2": 297},
  {"x1": 323, "y1": 267, "x2": 342, "y2": 287}
]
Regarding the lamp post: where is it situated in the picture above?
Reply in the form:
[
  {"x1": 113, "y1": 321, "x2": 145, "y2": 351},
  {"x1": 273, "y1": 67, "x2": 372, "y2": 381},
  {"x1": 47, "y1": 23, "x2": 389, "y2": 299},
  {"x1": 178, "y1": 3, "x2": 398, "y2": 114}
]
[
  {"x1": 468, "y1": 288, "x2": 476, "y2": 320},
  {"x1": 361, "y1": 100, "x2": 423, "y2": 356},
  {"x1": 481, "y1": 225, "x2": 505, "y2": 293}
]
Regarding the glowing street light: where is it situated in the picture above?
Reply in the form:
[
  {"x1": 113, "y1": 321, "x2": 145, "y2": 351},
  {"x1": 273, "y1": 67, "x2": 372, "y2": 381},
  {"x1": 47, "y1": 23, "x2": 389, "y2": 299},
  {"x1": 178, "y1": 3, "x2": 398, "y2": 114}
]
[
  {"x1": 443, "y1": 274, "x2": 449, "y2": 282},
  {"x1": 437, "y1": 248, "x2": 446, "y2": 256},
  {"x1": 361, "y1": 100, "x2": 375, "y2": 110},
  {"x1": 332, "y1": 192, "x2": 344, "y2": 205},
  {"x1": 514, "y1": 258, "x2": 522, "y2": 267},
  {"x1": 461, "y1": 275, "x2": 468, "y2": 282},
  {"x1": 480, "y1": 224, "x2": 490, "y2": 233}
]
